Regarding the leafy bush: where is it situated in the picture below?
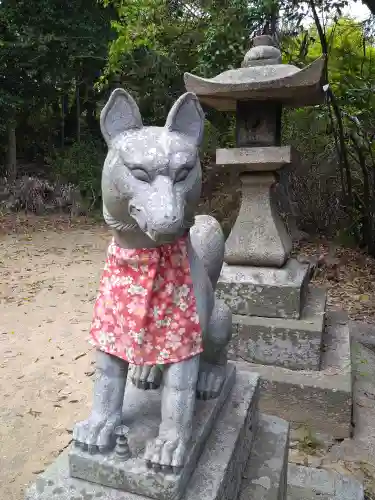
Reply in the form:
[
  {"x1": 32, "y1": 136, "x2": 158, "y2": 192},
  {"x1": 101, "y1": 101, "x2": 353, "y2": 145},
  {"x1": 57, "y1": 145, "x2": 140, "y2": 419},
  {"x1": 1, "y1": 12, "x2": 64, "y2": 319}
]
[
  {"x1": 47, "y1": 140, "x2": 105, "y2": 209},
  {"x1": 282, "y1": 107, "x2": 346, "y2": 235}
]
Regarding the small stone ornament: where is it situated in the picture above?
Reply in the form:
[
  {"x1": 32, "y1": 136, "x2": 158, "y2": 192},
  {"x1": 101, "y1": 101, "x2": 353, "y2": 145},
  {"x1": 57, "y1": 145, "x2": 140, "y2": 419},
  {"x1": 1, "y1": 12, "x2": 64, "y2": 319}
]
[{"x1": 114, "y1": 425, "x2": 131, "y2": 460}]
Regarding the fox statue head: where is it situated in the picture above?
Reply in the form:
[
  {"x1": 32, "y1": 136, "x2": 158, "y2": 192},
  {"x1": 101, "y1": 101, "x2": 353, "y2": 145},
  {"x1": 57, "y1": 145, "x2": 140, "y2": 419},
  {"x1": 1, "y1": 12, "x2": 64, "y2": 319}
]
[{"x1": 100, "y1": 88, "x2": 205, "y2": 244}]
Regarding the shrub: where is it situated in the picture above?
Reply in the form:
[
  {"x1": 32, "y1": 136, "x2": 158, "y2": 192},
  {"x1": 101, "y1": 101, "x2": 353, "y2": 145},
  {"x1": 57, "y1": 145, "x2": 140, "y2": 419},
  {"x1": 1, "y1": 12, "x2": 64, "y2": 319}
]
[
  {"x1": 47, "y1": 139, "x2": 105, "y2": 209},
  {"x1": 0, "y1": 176, "x2": 83, "y2": 215}
]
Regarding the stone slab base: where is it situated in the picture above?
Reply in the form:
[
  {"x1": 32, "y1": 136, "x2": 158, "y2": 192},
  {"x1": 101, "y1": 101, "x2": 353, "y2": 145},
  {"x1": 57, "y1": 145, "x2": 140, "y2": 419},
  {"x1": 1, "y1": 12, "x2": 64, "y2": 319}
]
[
  {"x1": 216, "y1": 146, "x2": 294, "y2": 172},
  {"x1": 230, "y1": 287, "x2": 326, "y2": 370},
  {"x1": 287, "y1": 464, "x2": 364, "y2": 500},
  {"x1": 239, "y1": 414, "x2": 290, "y2": 500},
  {"x1": 216, "y1": 259, "x2": 310, "y2": 320},
  {"x1": 25, "y1": 371, "x2": 260, "y2": 500},
  {"x1": 234, "y1": 312, "x2": 353, "y2": 438},
  {"x1": 69, "y1": 365, "x2": 237, "y2": 500}
]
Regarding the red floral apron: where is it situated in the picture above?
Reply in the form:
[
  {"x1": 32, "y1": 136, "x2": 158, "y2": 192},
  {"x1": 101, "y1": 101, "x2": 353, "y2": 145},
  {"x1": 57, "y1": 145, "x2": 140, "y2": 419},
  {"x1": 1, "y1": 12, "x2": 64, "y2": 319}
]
[{"x1": 89, "y1": 235, "x2": 202, "y2": 365}]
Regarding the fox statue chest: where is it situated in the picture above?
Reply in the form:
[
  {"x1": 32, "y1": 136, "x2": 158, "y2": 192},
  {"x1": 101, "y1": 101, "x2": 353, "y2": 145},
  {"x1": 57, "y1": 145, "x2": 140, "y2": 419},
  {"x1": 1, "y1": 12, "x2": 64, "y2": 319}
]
[{"x1": 89, "y1": 232, "x2": 213, "y2": 366}]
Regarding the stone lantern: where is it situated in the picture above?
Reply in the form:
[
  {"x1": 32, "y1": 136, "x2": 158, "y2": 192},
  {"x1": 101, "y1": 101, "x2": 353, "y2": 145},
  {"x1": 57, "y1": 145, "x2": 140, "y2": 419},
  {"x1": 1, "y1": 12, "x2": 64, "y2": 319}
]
[
  {"x1": 184, "y1": 37, "x2": 354, "y2": 441},
  {"x1": 185, "y1": 34, "x2": 325, "y2": 267},
  {"x1": 185, "y1": 35, "x2": 326, "y2": 321}
]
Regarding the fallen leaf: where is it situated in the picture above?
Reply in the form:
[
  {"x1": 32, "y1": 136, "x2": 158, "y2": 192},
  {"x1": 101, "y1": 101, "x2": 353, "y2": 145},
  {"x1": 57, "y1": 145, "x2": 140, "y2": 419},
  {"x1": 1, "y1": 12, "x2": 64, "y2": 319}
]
[
  {"x1": 360, "y1": 294, "x2": 370, "y2": 302},
  {"x1": 28, "y1": 409, "x2": 42, "y2": 417},
  {"x1": 74, "y1": 353, "x2": 86, "y2": 361}
]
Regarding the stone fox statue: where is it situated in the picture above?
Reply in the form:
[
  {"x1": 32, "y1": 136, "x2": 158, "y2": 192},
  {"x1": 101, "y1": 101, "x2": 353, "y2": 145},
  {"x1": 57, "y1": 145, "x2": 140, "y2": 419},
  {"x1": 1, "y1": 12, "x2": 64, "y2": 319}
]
[{"x1": 73, "y1": 89, "x2": 232, "y2": 473}]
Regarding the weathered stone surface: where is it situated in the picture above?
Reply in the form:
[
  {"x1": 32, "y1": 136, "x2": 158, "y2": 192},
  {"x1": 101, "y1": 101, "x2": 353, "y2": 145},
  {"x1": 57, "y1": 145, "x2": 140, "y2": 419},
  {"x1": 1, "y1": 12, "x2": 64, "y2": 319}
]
[
  {"x1": 216, "y1": 146, "x2": 293, "y2": 172},
  {"x1": 69, "y1": 365, "x2": 237, "y2": 500},
  {"x1": 287, "y1": 464, "x2": 364, "y2": 500},
  {"x1": 235, "y1": 100, "x2": 282, "y2": 147},
  {"x1": 327, "y1": 341, "x2": 375, "y2": 465},
  {"x1": 240, "y1": 414, "x2": 289, "y2": 500},
  {"x1": 242, "y1": 35, "x2": 282, "y2": 68},
  {"x1": 184, "y1": 57, "x2": 326, "y2": 111},
  {"x1": 25, "y1": 371, "x2": 260, "y2": 500},
  {"x1": 241, "y1": 35, "x2": 282, "y2": 68},
  {"x1": 230, "y1": 287, "x2": 326, "y2": 370},
  {"x1": 224, "y1": 173, "x2": 292, "y2": 267},
  {"x1": 349, "y1": 319, "x2": 375, "y2": 352},
  {"x1": 235, "y1": 312, "x2": 353, "y2": 438},
  {"x1": 274, "y1": 168, "x2": 307, "y2": 244},
  {"x1": 216, "y1": 259, "x2": 310, "y2": 319}
]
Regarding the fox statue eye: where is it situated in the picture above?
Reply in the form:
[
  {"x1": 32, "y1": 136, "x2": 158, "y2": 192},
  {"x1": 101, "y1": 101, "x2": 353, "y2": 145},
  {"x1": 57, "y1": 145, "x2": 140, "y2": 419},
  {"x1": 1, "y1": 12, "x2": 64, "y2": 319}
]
[
  {"x1": 129, "y1": 168, "x2": 150, "y2": 183},
  {"x1": 175, "y1": 168, "x2": 191, "y2": 183}
]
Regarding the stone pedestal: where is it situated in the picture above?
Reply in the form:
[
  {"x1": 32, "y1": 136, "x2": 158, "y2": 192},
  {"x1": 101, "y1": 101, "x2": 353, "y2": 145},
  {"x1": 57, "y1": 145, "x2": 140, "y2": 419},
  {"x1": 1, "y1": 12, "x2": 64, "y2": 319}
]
[
  {"x1": 224, "y1": 173, "x2": 292, "y2": 267},
  {"x1": 287, "y1": 464, "x2": 364, "y2": 500},
  {"x1": 216, "y1": 146, "x2": 294, "y2": 171},
  {"x1": 216, "y1": 145, "x2": 296, "y2": 267},
  {"x1": 216, "y1": 260, "x2": 310, "y2": 320},
  {"x1": 231, "y1": 287, "x2": 327, "y2": 370},
  {"x1": 69, "y1": 366, "x2": 237, "y2": 500},
  {"x1": 25, "y1": 372, "x2": 291, "y2": 500}
]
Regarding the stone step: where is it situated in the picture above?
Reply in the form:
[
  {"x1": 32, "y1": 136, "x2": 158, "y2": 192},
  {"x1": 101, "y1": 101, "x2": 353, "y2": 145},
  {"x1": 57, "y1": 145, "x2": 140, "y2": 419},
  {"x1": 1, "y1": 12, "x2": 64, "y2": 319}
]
[
  {"x1": 234, "y1": 312, "x2": 353, "y2": 438},
  {"x1": 216, "y1": 259, "x2": 310, "y2": 320},
  {"x1": 287, "y1": 464, "x2": 364, "y2": 500},
  {"x1": 230, "y1": 286, "x2": 326, "y2": 370},
  {"x1": 325, "y1": 341, "x2": 375, "y2": 467},
  {"x1": 25, "y1": 370, "x2": 260, "y2": 500},
  {"x1": 239, "y1": 414, "x2": 290, "y2": 500}
]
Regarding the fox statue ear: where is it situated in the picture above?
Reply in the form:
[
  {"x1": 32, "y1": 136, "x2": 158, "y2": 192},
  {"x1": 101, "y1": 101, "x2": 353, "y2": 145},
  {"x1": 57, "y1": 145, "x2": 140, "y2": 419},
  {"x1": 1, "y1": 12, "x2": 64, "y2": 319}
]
[
  {"x1": 100, "y1": 88, "x2": 143, "y2": 145},
  {"x1": 165, "y1": 93, "x2": 205, "y2": 147}
]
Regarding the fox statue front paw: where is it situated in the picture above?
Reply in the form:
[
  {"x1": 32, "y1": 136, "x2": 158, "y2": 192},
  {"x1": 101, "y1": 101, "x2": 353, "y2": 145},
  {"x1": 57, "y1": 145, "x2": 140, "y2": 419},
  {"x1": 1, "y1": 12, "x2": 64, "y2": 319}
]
[
  {"x1": 144, "y1": 435, "x2": 188, "y2": 474},
  {"x1": 73, "y1": 412, "x2": 122, "y2": 454}
]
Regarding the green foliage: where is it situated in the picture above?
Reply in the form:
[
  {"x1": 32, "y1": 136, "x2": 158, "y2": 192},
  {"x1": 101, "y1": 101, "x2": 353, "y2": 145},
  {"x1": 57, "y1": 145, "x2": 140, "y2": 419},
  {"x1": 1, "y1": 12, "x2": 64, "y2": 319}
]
[
  {"x1": 193, "y1": 0, "x2": 257, "y2": 78},
  {"x1": 0, "y1": 0, "x2": 113, "y2": 153},
  {"x1": 48, "y1": 141, "x2": 105, "y2": 207},
  {"x1": 98, "y1": 0, "x2": 268, "y2": 129},
  {"x1": 282, "y1": 14, "x2": 375, "y2": 251},
  {"x1": 2, "y1": 0, "x2": 375, "y2": 256},
  {"x1": 98, "y1": 1, "x2": 196, "y2": 125},
  {"x1": 103, "y1": 0, "x2": 167, "y2": 69}
]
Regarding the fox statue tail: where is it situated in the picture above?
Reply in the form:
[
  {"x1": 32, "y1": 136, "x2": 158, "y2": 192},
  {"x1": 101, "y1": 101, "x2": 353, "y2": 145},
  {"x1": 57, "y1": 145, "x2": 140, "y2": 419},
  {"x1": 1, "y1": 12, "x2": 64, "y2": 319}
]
[{"x1": 189, "y1": 215, "x2": 225, "y2": 290}]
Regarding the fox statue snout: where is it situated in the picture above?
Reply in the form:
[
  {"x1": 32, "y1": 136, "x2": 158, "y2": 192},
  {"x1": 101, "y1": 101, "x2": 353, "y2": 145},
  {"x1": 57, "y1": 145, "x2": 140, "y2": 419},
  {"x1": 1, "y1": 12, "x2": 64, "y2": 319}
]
[
  {"x1": 128, "y1": 175, "x2": 185, "y2": 241},
  {"x1": 99, "y1": 88, "x2": 205, "y2": 242}
]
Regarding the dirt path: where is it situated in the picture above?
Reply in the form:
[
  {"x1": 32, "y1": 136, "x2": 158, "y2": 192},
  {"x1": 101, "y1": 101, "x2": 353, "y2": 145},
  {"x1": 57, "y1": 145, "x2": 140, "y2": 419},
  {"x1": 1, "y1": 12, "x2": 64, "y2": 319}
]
[{"x1": 0, "y1": 220, "x2": 110, "y2": 499}]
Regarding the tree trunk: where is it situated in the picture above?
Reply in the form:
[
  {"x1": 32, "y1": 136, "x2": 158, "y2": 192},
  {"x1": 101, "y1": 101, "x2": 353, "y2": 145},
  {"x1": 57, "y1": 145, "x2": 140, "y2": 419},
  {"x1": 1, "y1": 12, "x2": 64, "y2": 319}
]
[
  {"x1": 6, "y1": 120, "x2": 17, "y2": 182},
  {"x1": 76, "y1": 85, "x2": 81, "y2": 144},
  {"x1": 61, "y1": 94, "x2": 66, "y2": 148}
]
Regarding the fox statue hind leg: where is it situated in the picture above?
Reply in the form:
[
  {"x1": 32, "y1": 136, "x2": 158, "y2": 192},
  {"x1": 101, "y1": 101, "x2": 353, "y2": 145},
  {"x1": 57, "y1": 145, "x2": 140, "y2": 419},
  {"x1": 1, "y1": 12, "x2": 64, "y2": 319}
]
[{"x1": 190, "y1": 215, "x2": 233, "y2": 400}]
